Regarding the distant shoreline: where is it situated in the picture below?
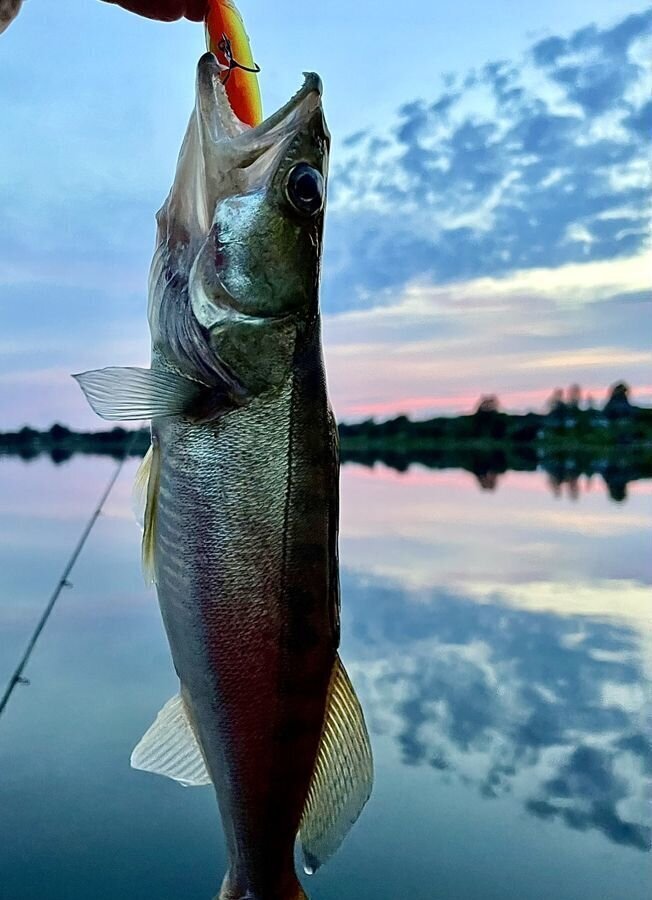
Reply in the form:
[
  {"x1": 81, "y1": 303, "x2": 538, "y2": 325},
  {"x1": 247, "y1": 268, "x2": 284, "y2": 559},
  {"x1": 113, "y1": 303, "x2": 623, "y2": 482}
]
[{"x1": 2, "y1": 408, "x2": 651, "y2": 503}]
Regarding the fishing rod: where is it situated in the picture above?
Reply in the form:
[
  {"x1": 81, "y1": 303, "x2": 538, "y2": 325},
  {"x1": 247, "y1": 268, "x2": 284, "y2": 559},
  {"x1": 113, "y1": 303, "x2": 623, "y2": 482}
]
[{"x1": 0, "y1": 430, "x2": 142, "y2": 719}]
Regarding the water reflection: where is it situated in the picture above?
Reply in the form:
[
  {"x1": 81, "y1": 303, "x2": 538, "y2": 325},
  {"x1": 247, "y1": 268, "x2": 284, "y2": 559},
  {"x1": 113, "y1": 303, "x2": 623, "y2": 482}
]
[
  {"x1": 340, "y1": 448, "x2": 651, "y2": 503},
  {"x1": 1, "y1": 435, "x2": 649, "y2": 502},
  {"x1": 0, "y1": 458, "x2": 650, "y2": 899},
  {"x1": 342, "y1": 572, "x2": 651, "y2": 852}
]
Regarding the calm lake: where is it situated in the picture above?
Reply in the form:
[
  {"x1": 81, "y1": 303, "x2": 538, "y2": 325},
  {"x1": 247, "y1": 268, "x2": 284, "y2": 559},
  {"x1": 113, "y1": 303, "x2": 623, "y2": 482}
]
[{"x1": 0, "y1": 458, "x2": 650, "y2": 899}]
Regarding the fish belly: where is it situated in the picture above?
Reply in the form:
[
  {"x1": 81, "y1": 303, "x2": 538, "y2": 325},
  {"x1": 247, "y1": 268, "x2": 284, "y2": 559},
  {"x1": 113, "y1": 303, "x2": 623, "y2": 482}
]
[{"x1": 153, "y1": 374, "x2": 335, "y2": 895}]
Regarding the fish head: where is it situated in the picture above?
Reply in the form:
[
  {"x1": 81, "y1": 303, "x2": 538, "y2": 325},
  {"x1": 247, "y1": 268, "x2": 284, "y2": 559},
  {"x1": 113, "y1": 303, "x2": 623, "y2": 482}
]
[
  {"x1": 183, "y1": 62, "x2": 330, "y2": 394},
  {"x1": 159, "y1": 53, "x2": 328, "y2": 253},
  {"x1": 191, "y1": 67, "x2": 329, "y2": 320},
  {"x1": 235, "y1": 108, "x2": 328, "y2": 303}
]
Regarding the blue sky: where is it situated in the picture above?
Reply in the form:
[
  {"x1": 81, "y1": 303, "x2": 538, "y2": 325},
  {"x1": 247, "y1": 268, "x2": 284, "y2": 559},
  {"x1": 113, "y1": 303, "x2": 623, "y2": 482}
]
[{"x1": 0, "y1": 1, "x2": 650, "y2": 426}]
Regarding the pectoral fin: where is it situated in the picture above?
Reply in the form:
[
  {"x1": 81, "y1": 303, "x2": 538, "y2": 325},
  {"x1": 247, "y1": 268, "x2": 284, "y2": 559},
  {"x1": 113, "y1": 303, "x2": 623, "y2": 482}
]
[
  {"x1": 300, "y1": 655, "x2": 374, "y2": 874},
  {"x1": 73, "y1": 366, "x2": 201, "y2": 420},
  {"x1": 130, "y1": 693, "x2": 211, "y2": 787}
]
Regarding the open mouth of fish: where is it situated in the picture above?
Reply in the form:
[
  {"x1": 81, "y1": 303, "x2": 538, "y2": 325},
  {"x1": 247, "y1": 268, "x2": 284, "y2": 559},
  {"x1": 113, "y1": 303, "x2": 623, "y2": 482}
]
[{"x1": 190, "y1": 52, "x2": 325, "y2": 218}]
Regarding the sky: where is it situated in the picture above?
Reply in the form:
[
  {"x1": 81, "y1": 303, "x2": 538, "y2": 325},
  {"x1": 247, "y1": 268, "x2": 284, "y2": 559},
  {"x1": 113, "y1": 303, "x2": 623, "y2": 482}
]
[{"x1": 0, "y1": 0, "x2": 650, "y2": 427}]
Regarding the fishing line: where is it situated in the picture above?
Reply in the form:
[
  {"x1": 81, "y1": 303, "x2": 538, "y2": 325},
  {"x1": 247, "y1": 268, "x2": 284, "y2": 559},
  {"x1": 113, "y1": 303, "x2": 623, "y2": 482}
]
[{"x1": 0, "y1": 429, "x2": 143, "y2": 719}]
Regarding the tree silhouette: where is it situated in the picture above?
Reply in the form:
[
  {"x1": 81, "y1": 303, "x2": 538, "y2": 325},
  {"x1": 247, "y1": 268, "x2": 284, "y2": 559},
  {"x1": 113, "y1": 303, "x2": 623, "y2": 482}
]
[
  {"x1": 567, "y1": 384, "x2": 582, "y2": 410},
  {"x1": 475, "y1": 394, "x2": 500, "y2": 414},
  {"x1": 604, "y1": 382, "x2": 633, "y2": 420}
]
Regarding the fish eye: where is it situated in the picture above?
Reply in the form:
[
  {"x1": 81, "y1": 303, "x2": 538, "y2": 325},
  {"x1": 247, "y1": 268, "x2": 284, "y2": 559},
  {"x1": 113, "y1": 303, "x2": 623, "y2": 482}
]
[{"x1": 285, "y1": 163, "x2": 324, "y2": 217}]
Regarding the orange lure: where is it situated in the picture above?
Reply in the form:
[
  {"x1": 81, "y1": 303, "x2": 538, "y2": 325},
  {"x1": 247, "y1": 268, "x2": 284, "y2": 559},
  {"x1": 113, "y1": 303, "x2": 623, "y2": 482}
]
[{"x1": 205, "y1": 0, "x2": 263, "y2": 127}]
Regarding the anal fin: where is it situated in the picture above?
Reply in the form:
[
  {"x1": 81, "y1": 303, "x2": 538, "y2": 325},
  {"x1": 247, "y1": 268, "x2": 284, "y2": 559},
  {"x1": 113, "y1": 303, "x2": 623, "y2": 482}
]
[
  {"x1": 300, "y1": 655, "x2": 374, "y2": 874},
  {"x1": 131, "y1": 693, "x2": 211, "y2": 787}
]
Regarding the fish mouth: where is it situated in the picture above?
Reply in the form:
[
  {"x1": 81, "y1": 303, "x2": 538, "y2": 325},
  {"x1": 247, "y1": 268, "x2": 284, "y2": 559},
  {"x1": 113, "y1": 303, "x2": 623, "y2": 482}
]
[
  {"x1": 196, "y1": 52, "x2": 325, "y2": 192},
  {"x1": 197, "y1": 51, "x2": 323, "y2": 137}
]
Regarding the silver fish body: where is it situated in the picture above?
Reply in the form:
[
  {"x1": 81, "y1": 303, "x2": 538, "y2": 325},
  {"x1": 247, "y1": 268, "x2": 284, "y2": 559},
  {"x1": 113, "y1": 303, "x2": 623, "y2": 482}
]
[
  {"x1": 154, "y1": 352, "x2": 336, "y2": 897},
  {"x1": 76, "y1": 52, "x2": 372, "y2": 900}
]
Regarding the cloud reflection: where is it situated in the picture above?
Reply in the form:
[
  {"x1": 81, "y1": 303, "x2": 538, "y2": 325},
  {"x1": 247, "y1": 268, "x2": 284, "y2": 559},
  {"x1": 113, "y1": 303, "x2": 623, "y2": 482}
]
[{"x1": 343, "y1": 571, "x2": 651, "y2": 851}]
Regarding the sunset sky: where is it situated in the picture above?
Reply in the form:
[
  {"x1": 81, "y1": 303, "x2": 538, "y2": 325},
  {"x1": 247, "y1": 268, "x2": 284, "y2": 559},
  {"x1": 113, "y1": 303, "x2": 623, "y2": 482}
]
[{"x1": 0, "y1": 1, "x2": 650, "y2": 427}]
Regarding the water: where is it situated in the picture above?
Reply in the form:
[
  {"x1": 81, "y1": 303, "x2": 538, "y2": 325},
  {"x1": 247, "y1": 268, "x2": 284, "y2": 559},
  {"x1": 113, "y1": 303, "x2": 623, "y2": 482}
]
[{"x1": 0, "y1": 458, "x2": 650, "y2": 899}]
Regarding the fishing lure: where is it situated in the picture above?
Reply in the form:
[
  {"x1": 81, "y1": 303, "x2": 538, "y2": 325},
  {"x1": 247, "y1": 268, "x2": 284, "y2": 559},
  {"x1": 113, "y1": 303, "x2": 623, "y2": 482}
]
[{"x1": 205, "y1": 0, "x2": 263, "y2": 127}]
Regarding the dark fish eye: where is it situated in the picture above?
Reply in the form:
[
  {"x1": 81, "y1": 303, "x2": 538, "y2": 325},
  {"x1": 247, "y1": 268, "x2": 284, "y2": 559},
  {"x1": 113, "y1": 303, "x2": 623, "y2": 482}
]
[{"x1": 285, "y1": 163, "x2": 324, "y2": 216}]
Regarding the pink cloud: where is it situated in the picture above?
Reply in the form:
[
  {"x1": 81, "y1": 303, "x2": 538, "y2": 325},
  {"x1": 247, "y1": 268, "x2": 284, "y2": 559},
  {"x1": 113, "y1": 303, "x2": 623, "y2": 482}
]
[{"x1": 338, "y1": 384, "x2": 652, "y2": 419}]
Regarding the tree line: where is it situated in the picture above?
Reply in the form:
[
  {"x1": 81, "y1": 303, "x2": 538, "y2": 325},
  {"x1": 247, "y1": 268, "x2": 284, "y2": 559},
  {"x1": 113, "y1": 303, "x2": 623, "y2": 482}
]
[
  {"x1": 339, "y1": 382, "x2": 652, "y2": 446},
  {"x1": 1, "y1": 381, "x2": 650, "y2": 502}
]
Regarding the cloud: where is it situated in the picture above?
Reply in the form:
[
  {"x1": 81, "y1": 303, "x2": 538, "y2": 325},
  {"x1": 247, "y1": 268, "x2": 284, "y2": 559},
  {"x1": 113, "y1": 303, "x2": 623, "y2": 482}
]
[
  {"x1": 4, "y1": 6, "x2": 649, "y2": 314},
  {"x1": 324, "y1": 9, "x2": 652, "y2": 309},
  {"x1": 4, "y1": 255, "x2": 650, "y2": 427},
  {"x1": 531, "y1": 10, "x2": 652, "y2": 114},
  {"x1": 323, "y1": 257, "x2": 652, "y2": 419}
]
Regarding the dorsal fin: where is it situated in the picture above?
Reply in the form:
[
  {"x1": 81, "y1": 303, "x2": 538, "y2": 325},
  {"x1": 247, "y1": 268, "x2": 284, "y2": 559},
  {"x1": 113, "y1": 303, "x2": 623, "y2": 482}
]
[{"x1": 300, "y1": 655, "x2": 374, "y2": 874}]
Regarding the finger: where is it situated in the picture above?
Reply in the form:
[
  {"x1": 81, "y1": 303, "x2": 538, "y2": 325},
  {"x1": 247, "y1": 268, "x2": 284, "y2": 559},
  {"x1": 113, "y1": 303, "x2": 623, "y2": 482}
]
[
  {"x1": 184, "y1": 0, "x2": 207, "y2": 21},
  {"x1": 0, "y1": 0, "x2": 23, "y2": 35},
  {"x1": 103, "y1": 1, "x2": 206, "y2": 22}
]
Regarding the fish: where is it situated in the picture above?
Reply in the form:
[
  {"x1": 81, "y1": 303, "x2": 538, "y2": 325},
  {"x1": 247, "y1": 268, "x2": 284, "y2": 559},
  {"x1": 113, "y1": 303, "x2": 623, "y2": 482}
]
[{"x1": 75, "y1": 49, "x2": 373, "y2": 900}]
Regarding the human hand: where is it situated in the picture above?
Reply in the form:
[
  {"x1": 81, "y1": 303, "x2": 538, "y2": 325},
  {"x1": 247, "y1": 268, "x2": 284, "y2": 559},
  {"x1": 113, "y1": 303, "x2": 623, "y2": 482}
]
[
  {"x1": 0, "y1": 0, "x2": 23, "y2": 35},
  {"x1": 2, "y1": 1, "x2": 209, "y2": 37},
  {"x1": 103, "y1": 1, "x2": 207, "y2": 21}
]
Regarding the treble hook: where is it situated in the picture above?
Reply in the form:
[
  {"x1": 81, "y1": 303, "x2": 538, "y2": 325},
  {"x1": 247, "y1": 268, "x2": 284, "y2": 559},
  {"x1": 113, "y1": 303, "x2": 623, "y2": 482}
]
[{"x1": 216, "y1": 33, "x2": 261, "y2": 85}]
